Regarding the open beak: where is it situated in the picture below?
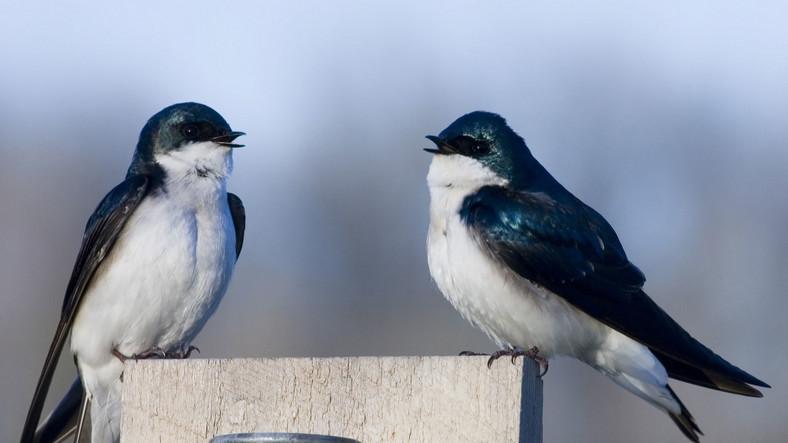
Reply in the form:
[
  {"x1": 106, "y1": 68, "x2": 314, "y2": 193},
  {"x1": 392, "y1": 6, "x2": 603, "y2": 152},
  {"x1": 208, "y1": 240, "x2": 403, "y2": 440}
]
[
  {"x1": 424, "y1": 135, "x2": 455, "y2": 155},
  {"x1": 212, "y1": 131, "x2": 246, "y2": 148}
]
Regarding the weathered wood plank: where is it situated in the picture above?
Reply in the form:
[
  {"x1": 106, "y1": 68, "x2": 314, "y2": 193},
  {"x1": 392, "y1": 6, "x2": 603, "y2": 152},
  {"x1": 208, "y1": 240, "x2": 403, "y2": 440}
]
[{"x1": 120, "y1": 356, "x2": 542, "y2": 443}]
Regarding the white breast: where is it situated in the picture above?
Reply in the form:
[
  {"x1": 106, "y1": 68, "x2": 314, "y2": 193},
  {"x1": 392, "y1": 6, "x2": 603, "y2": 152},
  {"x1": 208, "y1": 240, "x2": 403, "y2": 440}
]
[
  {"x1": 425, "y1": 155, "x2": 679, "y2": 418},
  {"x1": 69, "y1": 141, "x2": 238, "y2": 443},
  {"x1": 425, "y1": 155, "x2": 608, "y2": 357},
  {"x1": 71, "y1": 142, "x2": 237, "y2": 366}
]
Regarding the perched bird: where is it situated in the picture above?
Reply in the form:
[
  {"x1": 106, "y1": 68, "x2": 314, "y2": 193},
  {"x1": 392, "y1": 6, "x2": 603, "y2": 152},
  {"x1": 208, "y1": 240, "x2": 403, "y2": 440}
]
[
  {"x1": 424, "y1": 111, "x2": 769, "y2": 442},
  {"x1": 20, "y1": 103, "x2": 246, "y2": 443}
]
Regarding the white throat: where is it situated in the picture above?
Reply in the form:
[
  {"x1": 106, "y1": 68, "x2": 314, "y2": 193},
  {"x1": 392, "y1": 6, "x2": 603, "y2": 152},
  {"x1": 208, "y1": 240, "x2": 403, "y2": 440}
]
[
  {"x1": 427, "y1": 154, "x2": 507, "y2": 214},
  {"x1": 153, "y1": 141, "x2": 233, "y2": 207},
  {"x1": 155, "y1": 141, "x2": 233, "y2": 183}
]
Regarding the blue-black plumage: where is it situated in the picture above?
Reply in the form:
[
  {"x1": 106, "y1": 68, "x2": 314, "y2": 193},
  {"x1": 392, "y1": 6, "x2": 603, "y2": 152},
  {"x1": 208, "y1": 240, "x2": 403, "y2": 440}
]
[
  {"x1": 425, "y1": 111, "x2": 769, "y2": 442},
  {"x1": 21, "y1": 103, "x2": 246, "y2": 443}
]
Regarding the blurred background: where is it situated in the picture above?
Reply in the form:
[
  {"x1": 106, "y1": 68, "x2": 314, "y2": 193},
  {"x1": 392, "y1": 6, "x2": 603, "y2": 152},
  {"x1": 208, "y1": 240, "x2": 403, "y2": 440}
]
[{"x1": 1, "y1": 1, "x2": 786, "y2": 442}]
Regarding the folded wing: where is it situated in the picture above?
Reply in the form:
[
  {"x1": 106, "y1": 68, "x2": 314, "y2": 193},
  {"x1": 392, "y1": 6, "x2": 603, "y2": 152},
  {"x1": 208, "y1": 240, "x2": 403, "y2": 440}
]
[
  {"x1": 460, "y1": 185, "x2": 769, "y2": 396},
  {"x1": 21, "y1": 175, "x2": 149, "y2": 443}
]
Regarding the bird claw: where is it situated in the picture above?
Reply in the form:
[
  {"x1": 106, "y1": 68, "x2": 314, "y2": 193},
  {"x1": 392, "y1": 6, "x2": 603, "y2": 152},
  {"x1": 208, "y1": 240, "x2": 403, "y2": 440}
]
[
  {"x1": 112, "y1": 348, "x2": 129, "y2": 362},
  {"x1": 486, "y1": 349, "x2": 514, "y2": 369},
  {"x1": 132, "y1": 347, "x2": 167, "y2": 360},
  {"x1": 485, "y1": 346, "x2": 550, "y2": 377},
  {"x1": 111, "y1": 345, "x2": 200, "y2": 362},
  {"x1": 523, "y1": 347, "x2": 549, "y2": 377},
  {"x1": 180, "y1": 345, "x2": 200, "y2": 359},
  {"x1": 459, "y1": 350, "x2": 487, "y2": 356},
  {"x1": 112, "y1": 347, "x2": 165, "y2": 362}
]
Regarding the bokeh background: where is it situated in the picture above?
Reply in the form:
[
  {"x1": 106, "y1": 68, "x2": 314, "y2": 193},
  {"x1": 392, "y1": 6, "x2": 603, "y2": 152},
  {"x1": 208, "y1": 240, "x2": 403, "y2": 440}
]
[{"x1": 1, "y1": 1, "x2": 786, "y2": 442}]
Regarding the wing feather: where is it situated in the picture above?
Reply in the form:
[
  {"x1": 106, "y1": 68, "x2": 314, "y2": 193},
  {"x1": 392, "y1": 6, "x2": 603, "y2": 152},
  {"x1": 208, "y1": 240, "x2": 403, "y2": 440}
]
[
  {"x1": 461, "y1": 185, "x2": 768, "y2": 394},
  {"x1": 227, "y1": 192, "x2": 245, "y2": 259},
  {"x1": 21, "y1": 175, "x2": 149, "y2": 443}
]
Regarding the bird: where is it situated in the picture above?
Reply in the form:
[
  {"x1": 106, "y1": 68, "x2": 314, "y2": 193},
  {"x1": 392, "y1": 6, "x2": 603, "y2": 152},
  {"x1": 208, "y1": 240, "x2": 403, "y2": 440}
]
[
  {"x1": 424, "y1": 111, "x2": 769, "y2": 442},
  {"x1": 20, "y1": 102, "x2": 246, "y2": 443}
]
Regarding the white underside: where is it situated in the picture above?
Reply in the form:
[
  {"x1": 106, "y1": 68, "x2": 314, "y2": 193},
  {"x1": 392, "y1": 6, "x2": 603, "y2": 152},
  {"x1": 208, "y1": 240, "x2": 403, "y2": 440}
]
[
  {"x1": 426, "y1": 155, "x2": 680, "y2": 415},
  {"x1": 69, "y1": 142, "x2": 237, "y2": 442}
]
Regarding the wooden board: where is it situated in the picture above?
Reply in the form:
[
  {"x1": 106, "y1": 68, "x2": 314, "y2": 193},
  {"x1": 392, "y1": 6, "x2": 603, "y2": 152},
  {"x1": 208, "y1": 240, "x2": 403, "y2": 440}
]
[{"x1": 120, "y1": 356, "x2": 542, "y2": 442}]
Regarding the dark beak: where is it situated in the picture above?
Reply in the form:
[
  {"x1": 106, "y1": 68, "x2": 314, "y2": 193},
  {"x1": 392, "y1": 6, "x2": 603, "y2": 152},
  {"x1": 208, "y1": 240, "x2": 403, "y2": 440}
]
[
  {"x1": 424, "y1": 135, "x2": 455, "y2": 155},
  {"x1": 212, "y1": 131, "x2": 246, "y2": 148}
]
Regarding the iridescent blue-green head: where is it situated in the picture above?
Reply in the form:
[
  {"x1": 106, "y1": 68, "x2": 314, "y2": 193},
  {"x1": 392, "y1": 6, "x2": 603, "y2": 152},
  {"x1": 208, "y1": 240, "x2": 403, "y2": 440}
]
[
  {"x1": 425, "y1": 111, "x2": 543, "y2": 188},
  {"x1": 127, "y1": 102, "x2": 244, "y2": 178}
]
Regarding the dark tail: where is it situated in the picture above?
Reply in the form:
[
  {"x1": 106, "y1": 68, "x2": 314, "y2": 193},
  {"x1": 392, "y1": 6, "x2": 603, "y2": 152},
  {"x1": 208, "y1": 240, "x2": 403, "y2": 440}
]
[
  {"x1": 21, "y1": 317, "x2": 73, "y2": 443},
  {"x1": 654, "y1": 349, "x2": 768, "y2": 397},
  {"x1": 31, "y1": 377, "x2": 84, "y2": 443},
  {"x1": 598, "y1": 289, "x2": 771, "y2": 397},
  {"x1": 666, "y1": 385, "x2": 703, "y2": 442}
]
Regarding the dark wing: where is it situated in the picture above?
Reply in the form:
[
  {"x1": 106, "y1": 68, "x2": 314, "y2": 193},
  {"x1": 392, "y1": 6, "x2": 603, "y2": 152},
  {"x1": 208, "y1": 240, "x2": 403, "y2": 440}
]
[
  {"x1": 227, "y1": 193, "x2": 245, "y2": 259},
  {"x1": 461, "y1": 185, "x2": 769, "y2": 395},
  {"x1": 21, "y1": 175, "x2": 149, "y2": 443}
]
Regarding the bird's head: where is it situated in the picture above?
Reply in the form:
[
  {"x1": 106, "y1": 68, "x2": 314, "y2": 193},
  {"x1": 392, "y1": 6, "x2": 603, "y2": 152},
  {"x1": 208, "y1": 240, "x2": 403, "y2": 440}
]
[
  {"x1": 425, "y1": 111, "x2": 534, "y2": 190},
  {"x1": 128, "y1": 102, "x2": 244, "y2": 180}
]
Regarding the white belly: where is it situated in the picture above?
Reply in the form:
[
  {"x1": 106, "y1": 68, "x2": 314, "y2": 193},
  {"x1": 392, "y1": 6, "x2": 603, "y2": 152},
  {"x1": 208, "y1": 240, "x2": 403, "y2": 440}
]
[
  {"x1": 425, "y1": 156, "x2": 677, "y2": 417},
  {"x1": 427, "y1": 211, "x2": 608, "y2": 357},
  {"x1": 69, "y1": 142, "x2": 238, "y2": 442},
  {"x1": 71, "y1": 188, "x2": 236, "y2": 366},
  {"x1": 70, "y1": 183, "x2": 237, "y2": 442},
  {"x1": 425, "y1": 154, "x2": 611, "y2": 357}
]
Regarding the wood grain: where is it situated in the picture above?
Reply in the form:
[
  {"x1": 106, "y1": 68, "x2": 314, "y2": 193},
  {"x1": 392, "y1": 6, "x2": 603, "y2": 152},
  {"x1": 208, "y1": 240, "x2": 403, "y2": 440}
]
[{"x1": 120, "y1": 356, "x2": 542, "y2": 443}]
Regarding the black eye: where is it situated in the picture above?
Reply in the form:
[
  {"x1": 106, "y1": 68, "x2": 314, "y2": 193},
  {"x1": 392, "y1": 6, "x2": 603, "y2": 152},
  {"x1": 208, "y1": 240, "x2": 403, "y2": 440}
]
[
  {"x1": 451, "y1": 135, "x2": 491, "y2": 157},
  {"x1": 180, "y1": 123, "x2": 200, "y2": 139},
  {"x1": 471, "y1": 141, "x2": 490, "y2": 155}
]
